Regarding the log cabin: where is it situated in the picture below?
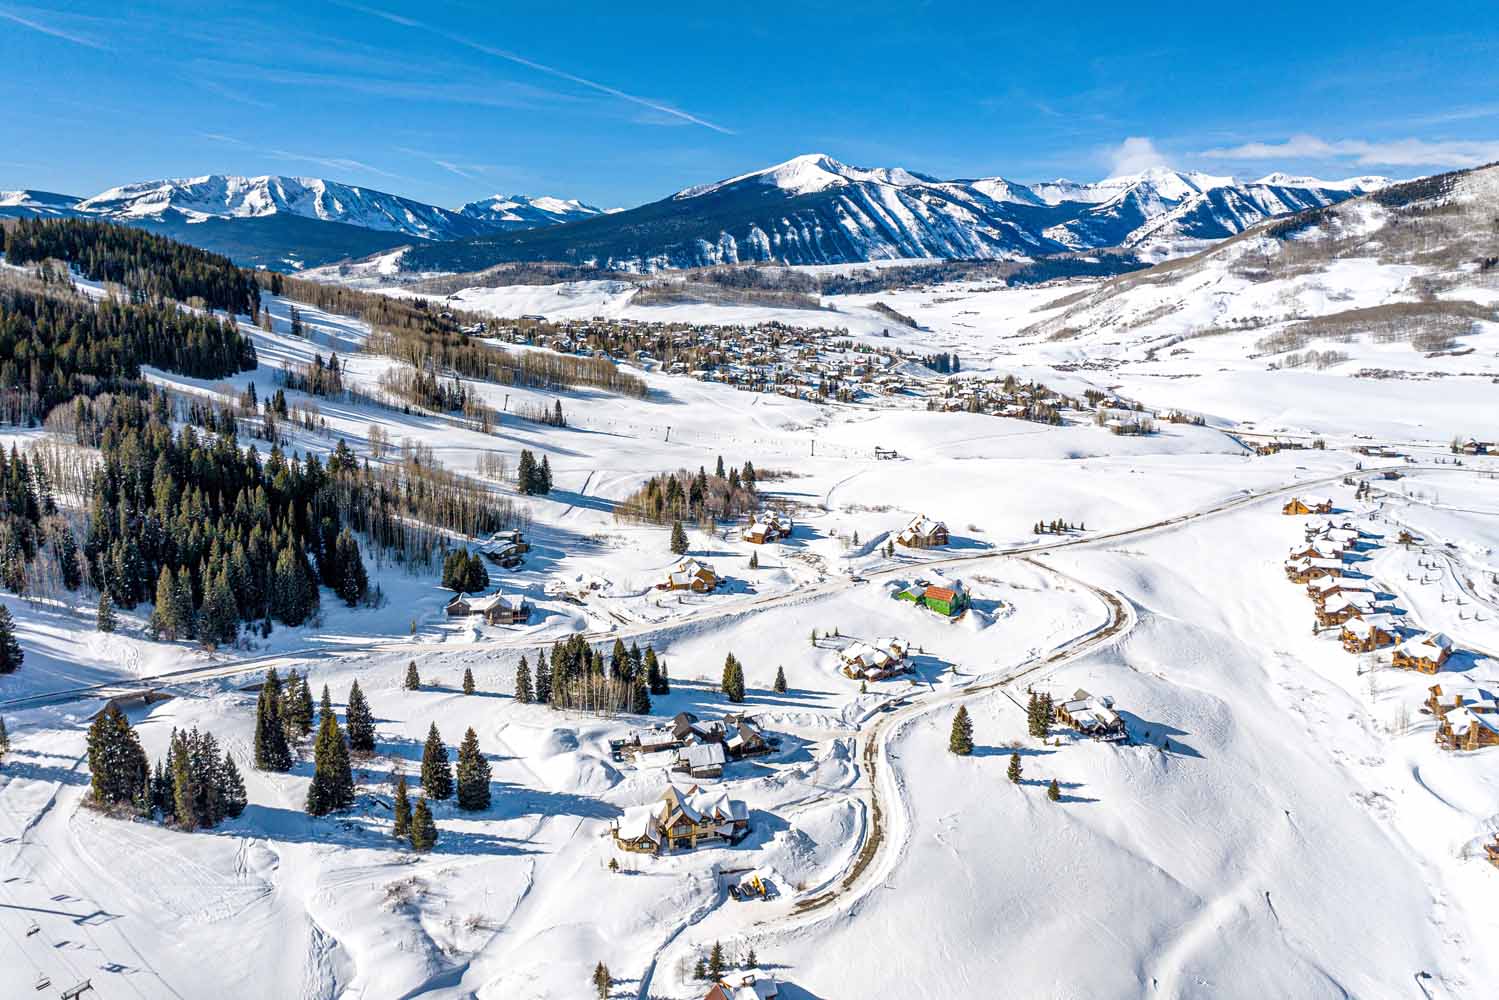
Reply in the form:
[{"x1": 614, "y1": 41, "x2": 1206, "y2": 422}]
[
  {"x1": 705, "y1": 973, "x2": 780, "y2": 1000},
  {"x1": 1307, "y1": 578, "x2": 1373, "y2": 609},
  {"x1": 1426, "y1": 685, "x2": 1499, "y2": 751},
  {"x1": 1282, "y1": 498, "x2": 1312, "y2": 516},
  {"x1": 1392, "y1": 632, "x2": 1454, "y2": 673},
  {"x1": 741, "y1": 510, "x2": 793, "y2": 544},
  {"x1": 896, "y1": 514, "x2": 950, "y2": 548},
  {"x1": 1317, "y1": 592, "x2": 1378, "y2": 628},
  {"x1": 1340, "y1": 617, "x2": 1396, "y2": 653},
  {"x1": 659, "y1": 558, "x2": 720, "y2": 593},
  {"x1": 1055, "y1": 689, "x2": 1127, "y2": 741},
  {"x1": 1286, "y1": 557, "x2": 1345, "y2": 583},
  {"x1": 444, "y1": 591, "x2": 531, "y2": 624}
]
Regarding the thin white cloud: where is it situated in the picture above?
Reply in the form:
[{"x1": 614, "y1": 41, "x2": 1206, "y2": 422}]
[
  {"x1": 337, "y1": 1, "x2": 734, "y2": 134},
  {"x1": 0, "y1": 4, "x2": 109, "y2": 50},
  {"x1": 200, "y1": 133, "x2": 408, "y2": 183},
  {"x1": 1108, "y1": 136, "x2": 1169, "y2": 175},
  {"x1": 1199, "y1": 134, "x2": 1499, "y2": 169}
]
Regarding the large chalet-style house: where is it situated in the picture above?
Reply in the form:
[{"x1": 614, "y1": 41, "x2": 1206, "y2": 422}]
[
  {"x1": 705, "y1": 972, "x2": 780, "y2": 1000},
  {"x1": 896, "y1": 514, "x2": 949, "y2": 549},
  {"x1": 617, "y1": 712, "x2": 773, "y2": 772},
  {"x1": 1392, "y1": 632, "x2": 1454, "y2": 673},
  {"x1": 839, "y1": 635, "x2": 912, "y2": 680},
  {"x1": 1316, "y1": 591, "x2": 1379, "y2": 628},
  {"x1": 1340, "y1": 616, "x2": 1398, "y2": 654},
  {"x1": 444, "y1": 591, "x2": 531, "y2": 625},
  {"x1": 741, "y1": 511, "x2": 793, "y2": 544},
  {"x1": 1307, "y1": 578, "x2": 1372, "y2": 609},
  {"x1": 1055, "y1": 689, "x2": 1127, "y2": 742},
  {"x1": 611, "y1": 784, "x2": 749, "y2": 854},
  {"x1": 659, "y1": 558, "x2": 720, "y2": 593},
  {"x1": 1288, "y1": 540, "x2": 1344, "y2": 564},
  {"x1": 1285, "y1": 556, "x2": 1345, "y2": 584},
  {"x1": 1426, "y1": 685, "x2": 1499, "y2": 751},
  {"x1": 1282, "y1": 497, "x2": 1334, "y2": 516},
  {"x1": 481, "y1": 529, "x2": 530, "y2": 569}
]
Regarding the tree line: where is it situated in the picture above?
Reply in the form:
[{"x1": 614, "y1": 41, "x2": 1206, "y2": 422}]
[
  {"x1": 614, "y1": 455, "x2": 759, "y2": 527},
  {"x1": 4, "y1": 217, "x2": 261, "y2": 316}
]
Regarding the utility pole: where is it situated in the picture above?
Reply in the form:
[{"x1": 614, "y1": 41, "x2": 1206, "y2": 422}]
[{"x1": 665, "y1": 426, "x2": 671, "y2": 443}]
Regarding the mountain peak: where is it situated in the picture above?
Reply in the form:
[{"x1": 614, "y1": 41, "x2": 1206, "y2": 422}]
[{"x1": 675, "y1": 153, "x2": 934, "y2": 200}]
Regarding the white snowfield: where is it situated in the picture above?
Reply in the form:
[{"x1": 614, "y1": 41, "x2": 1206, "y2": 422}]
[{"x1": 2, "y1": 169, "x2": 1499, "y2": 998}]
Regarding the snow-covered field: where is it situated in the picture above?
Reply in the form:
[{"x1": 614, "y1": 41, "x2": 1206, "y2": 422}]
[{"x1": 4, "y1": 225, "x2": 1499, "y2": 998}]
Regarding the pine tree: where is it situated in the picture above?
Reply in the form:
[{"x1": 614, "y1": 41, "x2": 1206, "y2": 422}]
[
  {"x1": 420, "y1": 723, "x2": 453, "y2": 800},
  {"x1": 669, "y1": 520, "x2": 688, "y2": 555},
  {"x1": 747, "y1": 946, "x2": 758, "y2": 967},
  {"x1": 334, "y1": 529, "x2": 368, "y2": 606},
  {"x1": 709, "y1": 941, "x2": 725, "y2": 979},
  {"x1": 773, "y1": 666, "x2": 787, "y2": 694},
  {"x1": 306, "y1": 712, "x2": 355, "y2": 816},
  {"x1": 319, "y1": 683, "x2": 333, "y2": 726},
  {"x1": 631, "y1": 676, "x2": 652, "y2": 715},
  {"x1": 535, "y1": 656, "x2": 551, "y2": 703},
  {"x1": 609, "y1": 638, "x2": 628, "y2": 682},
  {"x1": 514, "y1": 656, "x2": 533, "y2": 703},
  {"x1": 404, "y1": 660, "x2": 420, "y2": 690},
  {"x1": 1041, "y1": 692, "x2": 1055, "y2": 730},
  {"x1": 593, "y1": 962, "x2": 610, "y2": 1000},
  {"x1": 282, "y1": 669, "x2": 313, "y2": 740},
  {"x1": 392, "y1": 772, "x2": 411, "y2": 839},
  {"x1": 455, "y1": 727, "x2": 491, "y2": 812},
  {"x1": 409, "y1": 796, "x2": 438, "y2": 851},
  {"x1": 721, "y1": 653, "x2": 745, "y2": 703},
  {"x1": 539, "y1": 456, "x2": 552, "y2": 494},
  {"x1": 346, "y1": 680, "x2": 376, "y2": 754},
  {"x1": 1007, "y1": 752, "x2": 1022, "y2": 784},
  {"x1": 748, "y1": 550, "x2": 759, "y2": 570},
  {"x1": 86, "y1": 703, "x2": 148, "y2": 810},
  {"x1": 462, "y1": 667, "x2": 475, "y2": 695},
  {"x1": 0, "y1": 715, "x2": 8, "y2": 763},
  {"x1": 516, "y1": 450, "x2": 536, "y2": 494},
  {"x1": 254, "y1": 668, "x2": 292, "y2": 771},
  {"x1": 95, "y1": 591, "x2": 117, "y2": 633},
  {"x1": 170, "y1": 729, "x2": 199, "y2": 829},
  {"x1": 694, "y1": 959, "x2": 706, "y2": 980},
  {"x1": 658, "y1": 657, "x2": 669, "y2": 694},
  {"x1": 643, "y1": 647, "x2": 663, "y2": 695},
  {"x1": 200, "y1": 570, "x2": 238, "y2": 648},
  {"x1": 221, "y1": 753, "x2": 247, "y2": 818},
  {"x1": 0, "y1": 604, "x2": 22, "y2": 674},
  {"x1": 948, "y1": 706, "x2": 974, "y2": 756},
  {"x1": 1047, "y1": 778, "x2": 1061, "y2": 802}
]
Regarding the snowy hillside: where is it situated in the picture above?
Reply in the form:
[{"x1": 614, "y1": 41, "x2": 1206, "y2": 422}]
[
  {"x1": 398, "y1": 153, "x2": 1388, "y2": 274},
  {"x1": 454, "y1": 193, "x2": 611, "y2": 229}
]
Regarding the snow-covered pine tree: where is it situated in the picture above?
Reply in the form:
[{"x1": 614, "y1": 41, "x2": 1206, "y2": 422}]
[
  {"x1": 420, "y1": 723, "x2": 453, "y2": 800},
  {"x1": 404, "y1": 660, "x2": 420, "y2": 690},
  {"x1": 95, "y1": 591, "x2": 117, "y2": 633},
  {"x1": 670, "y1": 520, "x2": 688, "y2": 555},
  {"x1": 948, "y1": 705, "x2": 974, "y2": 755},
  {"x1": 455, "y1": 727, "x2": 491, "y2": 812},
  {"x1": 86, "y1": 703, "x2": 148, "y2": 810}
]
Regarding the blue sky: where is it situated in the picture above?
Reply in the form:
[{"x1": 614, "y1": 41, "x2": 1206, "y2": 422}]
[{"x1": 3, "y1": 1, "x2": 1497, "y2": 209}]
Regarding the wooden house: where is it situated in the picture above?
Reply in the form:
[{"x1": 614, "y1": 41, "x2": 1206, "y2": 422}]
[
  {"x1": 1426, "y1": 685, "x2": 1499, "y2": 751},
  {"x1": 1287, "y1": 557, "x2": 1345, "y2": 583},
  {"x1": 1317, "y1": 591, "x2": 1378, "y2": 628},
  {"x1": 705, "y1": 972, "x2": 780, "y2": 1000},
  {"x1": 678, "y1": 742, "x2": 727, "y2": 779},
  {"x1": 1487, "y1": 836, "x2": 1499, "y2": 869},
  {"x1": 1392, "y1": 632, "x2": 1453, "y2": 673},
  {"x1": 1313, "y1": 498, "x2": 1334, "y2": 514},
  {"x1": 1288, "y1": 541, "x2": 1342, "y2": 563},
  {"x1": 839, "y1": 635, "x2": 911, "y2": 680},
  {"x1": 446, "y1": 592, "x2": 530, "y2": 625},
  {"x1": 610, "y1": 784, "x2": 749, "y2": 854},
  {"x1": 1282, "y1": 498, "x2": 1312, "y2": 516},
  {"x1": 741, "y1": 511, "x2": 793, "y2": 544},
  {"x1": 724, "y1": 715, "x2": 772, "y2": 758},
  {"x1": 896, "y1": 514, "x2": 949, "y2": 548},
  {"x1": 1307, "y1": 578, "x2": 1372, "y2": 609},
  {"x1": 1340, "y1": 617, "x2": 1396, "y2": 653},
  {"x1": 659, "y1": 558, "x2": 720, "y2": 593},
  {"x1": 1055, "y1": 689, "x2": 1127, "y2": 742}
]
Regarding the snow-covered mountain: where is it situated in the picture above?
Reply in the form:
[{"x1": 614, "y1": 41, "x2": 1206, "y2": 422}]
[
  {"x1": 1, "y1": 175, "x2": 602, "y2": 270},
  {"x1": 399, "y1": 153, "x2": 1388, "y2": 274},
  {"x1": 455, "y1": 193, "x2": 609, "y2": 229}
]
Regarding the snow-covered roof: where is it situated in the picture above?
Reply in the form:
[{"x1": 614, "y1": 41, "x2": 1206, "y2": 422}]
[{"x1": 683, "y1": 743, "x2": 727, "y2": 770}]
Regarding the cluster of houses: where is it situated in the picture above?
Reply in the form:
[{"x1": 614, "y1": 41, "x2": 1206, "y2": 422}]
[
  {"x1": 611, "y1": 783, "x2": 750, "y2": 854},
  {"x1": 660, "y1": 558, "x2": 721, "y2": 593},
  {"x1": 444, "y1": 591, "x2": 531, "y2": 625},
  {"x1": 896, "y1": 514, "x2": 950, "y2": 549},
  {"x1": 838, "y1": 635, "x2": 912, "y2": 681},
  {"x1": 1285, "y1": 514, "x2": 1457, "y2": 673},
  {"x1": 616, "y1": 711, "x2": 774, "y2": 778},
  {"x1": 1055, "y1": 689, "x2": 1129, "y2": 741},
  {"x1": 741, "y1": 510, "x2": 793, "y2": 544},
  {"x1": 895, "y1": 579, "x2": 969, "y2": 618},
  {"x1": 930, "y1": 375, "x2": 1075, "y2": 424},
  {"x1": 480, "y1": 528, "x2": 530, "y2": 570}
]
